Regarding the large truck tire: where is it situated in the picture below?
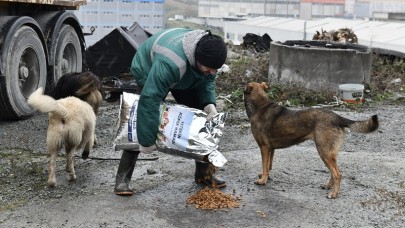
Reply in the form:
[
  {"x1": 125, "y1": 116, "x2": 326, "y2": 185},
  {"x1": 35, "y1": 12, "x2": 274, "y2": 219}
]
[
  {"x1": 0, "y1": 17, "x2": 47, "y2": 120},
  {"x1": 33, "y1": 11, "x2": 85, "y2": 94},
  {"x1": 53, "y1": 24, "x2": 82, "y2": 83}
]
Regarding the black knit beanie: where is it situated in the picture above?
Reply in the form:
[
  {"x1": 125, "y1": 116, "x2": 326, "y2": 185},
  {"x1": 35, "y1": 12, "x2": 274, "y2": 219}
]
[{"x1": 195, "y1": 30, "x2": 227, "y2": 69}]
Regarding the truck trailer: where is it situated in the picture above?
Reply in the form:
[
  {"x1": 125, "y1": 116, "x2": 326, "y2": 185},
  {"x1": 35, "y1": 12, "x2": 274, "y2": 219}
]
[{"x1": 0, "y1": 0, "x2": 87, "y2": 120}]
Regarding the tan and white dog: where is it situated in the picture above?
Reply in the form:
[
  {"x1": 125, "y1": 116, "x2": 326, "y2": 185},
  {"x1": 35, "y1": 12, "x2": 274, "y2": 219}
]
[
  {"x1": 53, "y1": 71, "x2": 103, "y2": 144},
  {"x1": 28, "y1": 87, "x2": 96, "y2": 187}
]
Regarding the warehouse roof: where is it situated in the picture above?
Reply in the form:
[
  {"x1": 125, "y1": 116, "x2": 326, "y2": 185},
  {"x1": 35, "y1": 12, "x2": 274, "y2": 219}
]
[{"x1": 224, "y1": 16, "x2": 405, "y2": 57}]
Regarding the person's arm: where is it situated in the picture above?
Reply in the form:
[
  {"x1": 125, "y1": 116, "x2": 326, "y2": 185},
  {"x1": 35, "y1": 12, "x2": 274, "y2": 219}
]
[
  {"x1": 195, "y1": 78, "x2": 216, "y2": 108},
  {"x1": 136, "y1": 60, "x2": 178, "y2": 147},
  {"x1": 195, "y1": 78, "x2": 218, "y2": 120}
]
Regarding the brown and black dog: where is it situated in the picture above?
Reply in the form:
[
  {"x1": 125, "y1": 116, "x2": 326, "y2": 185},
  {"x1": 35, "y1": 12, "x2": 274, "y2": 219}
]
[
  {"x1": 53, "y1": 71, "x2": 103, "y2": 115},
  {"x1": 244, "y1": 82, "x2": 379, "y2": 198}
]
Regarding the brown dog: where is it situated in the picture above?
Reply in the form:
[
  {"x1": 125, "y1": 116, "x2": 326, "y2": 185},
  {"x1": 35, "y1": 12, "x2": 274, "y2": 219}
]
[
  {"x1": 53, "y1": 71, "x2": 103, "y2": 115},
  {"x1": 244, "y1": 82, "x2": 379, "y2": 198},
  {"x1": 28, "y1": 87, "x2": 96, "y2": 187}
]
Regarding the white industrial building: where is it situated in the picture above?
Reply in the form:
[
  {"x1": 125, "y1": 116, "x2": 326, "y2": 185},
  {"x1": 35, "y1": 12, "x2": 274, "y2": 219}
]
[
  {"x1": 198, "y1": 0, "x2": 405, "y2": 21},
  {"x1": 224, "y1": 16, "x2": 405, "y2": 57},
  {"x1": 198, "y1": 0, "x2": 345, "y2": 20},
  {"x1": 353, "y1": 0, "x2": 405, "y2": 20},
  {"x1": 72, "y1": 0, "x2": 165, "y2": 46}
]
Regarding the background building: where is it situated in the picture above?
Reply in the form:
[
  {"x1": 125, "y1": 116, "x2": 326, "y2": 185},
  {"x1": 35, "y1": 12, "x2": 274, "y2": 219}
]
[
  {"x1": 353, "y1": 0, "x2": 405, "y2": 20},
  {"x1": 224, "y1": 16, "x2": 405, "y2": 58},
  {"x1": 198, "y1": 0, "x2": 345, "y2": 20},
  {"x1": 73, "y1": 0, "x2": 165, "y2": 46},
  {"x1": 345, "y1": 0, "x2": 355, "y2": 15},
  {"x1": 198, "y1": 0, "x2": 405, "y2": 21},
  {"x1": 299, "y1": 0, "x2": 345, "y2": 19},
  {"x1": 198, "y1": 0, "x2": 301, "y2": 19}
]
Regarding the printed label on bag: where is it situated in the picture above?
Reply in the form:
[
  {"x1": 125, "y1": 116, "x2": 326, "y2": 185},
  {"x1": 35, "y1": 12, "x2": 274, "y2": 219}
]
[{"x1": 158, "y1": 105, "x2": 195, "y2": 151}]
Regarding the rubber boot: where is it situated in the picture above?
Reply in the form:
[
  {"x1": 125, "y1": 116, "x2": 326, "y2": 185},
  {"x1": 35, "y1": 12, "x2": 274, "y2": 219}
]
[
  {"x1": 114, "y1": 150, "x2": 139, "y2": 196},
  {"x1": 195, "y1": 161, "x2": 226, "y2": 188}
]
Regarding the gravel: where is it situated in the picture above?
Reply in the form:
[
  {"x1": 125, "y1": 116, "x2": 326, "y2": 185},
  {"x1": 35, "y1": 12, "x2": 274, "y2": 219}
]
[{"x1": 0, "y1": 99, "x2": 404, "y2": 227}]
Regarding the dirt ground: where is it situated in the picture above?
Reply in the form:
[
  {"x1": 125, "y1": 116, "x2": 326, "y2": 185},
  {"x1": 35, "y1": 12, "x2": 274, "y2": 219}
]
[{"x1": 0, "y1": 97, "x2": 404, "y2": 227}]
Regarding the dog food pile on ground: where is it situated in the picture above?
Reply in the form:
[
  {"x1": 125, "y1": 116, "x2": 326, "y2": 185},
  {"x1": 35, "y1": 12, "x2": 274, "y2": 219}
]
[{"x1": 187, "y1": 187, "x2": 241, "y2": 210}]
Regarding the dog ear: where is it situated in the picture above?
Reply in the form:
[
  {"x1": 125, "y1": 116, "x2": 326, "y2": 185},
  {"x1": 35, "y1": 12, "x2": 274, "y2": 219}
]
[
  {"x1": 244, "y1": 83, "x2": 253, "y2": 94},
  {"x1": 260, "y1": 82, "x2": 269, "y2": 90}
]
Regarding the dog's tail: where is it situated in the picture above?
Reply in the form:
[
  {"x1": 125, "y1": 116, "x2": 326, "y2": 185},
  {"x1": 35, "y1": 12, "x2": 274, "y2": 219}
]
[
  {"x1": 347, "y1": 115, "x2": 379, "y2": 133},
  {"x1": 28, "y1": 87, "x2": 67, "y2": 116}
]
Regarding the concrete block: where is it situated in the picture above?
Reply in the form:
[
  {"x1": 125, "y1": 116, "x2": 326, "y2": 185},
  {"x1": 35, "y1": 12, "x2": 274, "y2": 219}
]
[{"x1": 268, "y1": 40, "x2": 372, "y2": 91}]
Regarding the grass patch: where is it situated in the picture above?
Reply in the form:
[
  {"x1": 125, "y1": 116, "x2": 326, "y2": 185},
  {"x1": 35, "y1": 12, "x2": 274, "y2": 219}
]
[{"x1": 216, "y1": 47, "x2": 405, "y2": 113}]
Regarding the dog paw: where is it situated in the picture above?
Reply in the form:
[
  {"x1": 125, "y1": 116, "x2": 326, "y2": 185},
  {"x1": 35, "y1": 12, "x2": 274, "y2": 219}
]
[
  {"x1": 48, "y1": 176, "x2": 56, "y2": 187},
  {"x1": 258, "y1": 174, "x2": 271, "y2": 180},
  {"x1": 68, "y1": 174, "x2": 77, "y2": 181},
  {"x1": 321, "y1": 183, "x2": 333, "y2": 190},
  {"x1": 327, "y1": 192, "x2": 339, "y2": 199},
  {"x1": 254, "y1": 179, "x2": 267, "y2": 185},
  {"x1": 81, "y1": 151, "x2": 89, "y2": 159}
]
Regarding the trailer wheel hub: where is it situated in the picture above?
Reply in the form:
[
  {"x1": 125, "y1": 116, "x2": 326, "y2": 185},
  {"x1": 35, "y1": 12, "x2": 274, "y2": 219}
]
[
  {"x1": 19, "y1": 66, "x2": 29, "y2": 79},
  {"x1": 62, "y1": 58, "x2": 69, "y2": 72}
]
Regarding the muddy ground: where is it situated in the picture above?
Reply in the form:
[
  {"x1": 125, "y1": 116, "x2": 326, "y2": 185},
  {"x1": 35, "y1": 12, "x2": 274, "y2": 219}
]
[{"x1": 0, "y1": 98, "x2": 404, "y2": 227}]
